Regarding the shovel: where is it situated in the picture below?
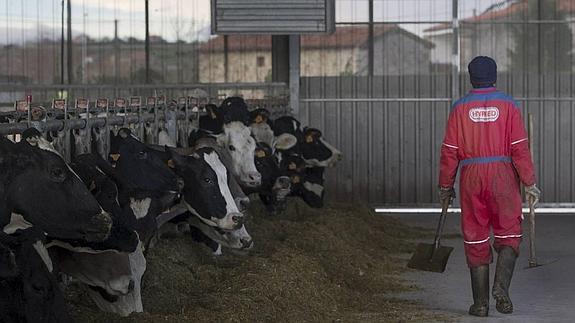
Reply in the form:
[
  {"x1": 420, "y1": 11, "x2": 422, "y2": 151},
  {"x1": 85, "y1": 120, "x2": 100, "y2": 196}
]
[{"x1": 407, "y1": 199, "x2": 454, "y2": 273}]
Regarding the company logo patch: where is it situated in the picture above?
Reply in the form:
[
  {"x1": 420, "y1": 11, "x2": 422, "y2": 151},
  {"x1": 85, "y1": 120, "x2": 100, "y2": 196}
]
[{"x1": 469, "y1": 107, "x2": 499, "y2": 122}]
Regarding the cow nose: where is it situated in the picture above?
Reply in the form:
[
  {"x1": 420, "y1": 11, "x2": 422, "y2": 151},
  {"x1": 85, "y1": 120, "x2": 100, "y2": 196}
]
[
  {"x1": 277, "y1": 176, "x2": 291, "y2": 189},
  {"x1": 127, "y1": 279, "x2": 135, "y2": 293},
  {"x1": 241, "y1": 237, "x2": 253, "y2": 249},
  {"x1": 248, "y1": 172, "x2": 262, "y2": 186},
  {"x1": 231, "y1": 213, "x2": 245, "y2": 227},
  {"x1": 235, "y1": 197, "x2": 250, "y2": 212},
  {"x1": 86, "y1": 211, "x2": 113, "y2": 242}
]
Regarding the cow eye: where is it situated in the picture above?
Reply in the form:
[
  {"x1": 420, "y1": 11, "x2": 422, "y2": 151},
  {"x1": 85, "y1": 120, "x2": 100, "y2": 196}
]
[
  {"x1": 49, "y1": 167, "x2": 66, "y2": 182},
  {"x1": 137, "y1": 151, "x2": 147, "y2": 159},
  {"x1": 204, "y1": 178, "x2": 214, "y2": 184},
  {"x1": 228, "y1": 145, "x2": 236, "y2": 151}
]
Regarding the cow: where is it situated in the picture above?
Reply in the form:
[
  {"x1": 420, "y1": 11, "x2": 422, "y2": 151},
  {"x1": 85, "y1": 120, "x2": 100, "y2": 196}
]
[
  {"x1": 166, "y1": 146, "x2": 244, "y2": 231},
  {"x1": 247, "y1": 142, "x2": 291, "y2": 215},
  {"x1": 109, "y1": 128, "x2": 180, "y2": 208},
  {"x1": 199, "y1": 104, "x2": 223, "y2": 134},
  {"x1": 216, "y1": 121, "x2": 261, "y2": 188},
  {"x1": 0, "y1": 229, "x2": 73, "y2": 323},
  {"x1": 249, "y1": 108, "x2": 275, "y2": 148},
  {"x1": 48, "y1": 154, "x2": 149, "y2": 316},
  {"x1": 1, "y1": 129, "x2": 112, "y2": 242},
  {"x1": 299, "y1": 127, "x2": 342, "y2": 168}
]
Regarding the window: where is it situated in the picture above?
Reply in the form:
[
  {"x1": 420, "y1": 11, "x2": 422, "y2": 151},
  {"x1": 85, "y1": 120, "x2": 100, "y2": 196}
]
[{"x1": 257, "y1": 56, "x2": 265, "y2": 67}]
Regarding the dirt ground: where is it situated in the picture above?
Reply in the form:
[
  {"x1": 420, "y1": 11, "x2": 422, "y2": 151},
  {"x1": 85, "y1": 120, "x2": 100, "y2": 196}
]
[{"x1": 66, "y1": 200, "x2": 443, "y2": 323}]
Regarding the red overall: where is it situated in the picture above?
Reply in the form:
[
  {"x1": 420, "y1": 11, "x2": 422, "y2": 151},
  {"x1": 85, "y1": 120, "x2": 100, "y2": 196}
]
[{"x1": 439, "y1": 87, "x2": 536, "y2": 268}]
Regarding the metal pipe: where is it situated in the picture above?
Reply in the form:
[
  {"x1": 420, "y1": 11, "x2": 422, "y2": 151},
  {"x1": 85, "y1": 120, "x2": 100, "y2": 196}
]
[
  {"x1": 368, "y1": 0, "x2": 374, "y2": 77},
  {"x1": 66, "y1": 0, "x2": 73, "y2": 84},
  {"x1": 0, "y1": 112, "x2": 188, "y2": 136}
]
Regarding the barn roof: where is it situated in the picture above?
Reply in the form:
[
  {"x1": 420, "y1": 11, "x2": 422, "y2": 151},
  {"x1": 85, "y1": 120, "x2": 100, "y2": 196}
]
[
  {"x1": 425, "y1": 0, "x2": 575, "y2": 33},
  {"x1": 199, "y1": 25, "x2": 433, "y2": 52}
]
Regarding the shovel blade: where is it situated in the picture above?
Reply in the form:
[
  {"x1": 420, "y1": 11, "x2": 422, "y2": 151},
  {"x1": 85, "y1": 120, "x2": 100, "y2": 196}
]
[{"x1": 407, "y1": 243, "x2": 454, "y2": 273}]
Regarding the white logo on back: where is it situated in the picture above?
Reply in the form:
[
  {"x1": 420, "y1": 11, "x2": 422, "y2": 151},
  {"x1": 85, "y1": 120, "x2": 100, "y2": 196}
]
[{"x1": 469, "y1": 107, "x2": 499, "y2": 122}]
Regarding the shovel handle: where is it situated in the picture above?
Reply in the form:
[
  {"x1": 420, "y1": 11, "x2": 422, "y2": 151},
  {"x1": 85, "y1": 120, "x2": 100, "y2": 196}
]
[
  {"x1": 528, "y1": 195, "x2": 537, "y2": 267},
  {"x1": 434, "y1": 198, "x2": 450, "y2": 250}
]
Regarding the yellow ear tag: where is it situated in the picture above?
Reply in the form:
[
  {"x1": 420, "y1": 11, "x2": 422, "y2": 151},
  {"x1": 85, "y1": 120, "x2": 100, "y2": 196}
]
[
  {"x1": 305, "y1": 135, "x2": 314, "y2": 143},
  {"x1": 255, "y1": 150, "x2": 266, "y2": 158},
  {"x1": 110, "y1": 154, "x2": 120, "y2": 161},
  {"x1": 167, "y1": 159, "x2": 175, "y2": 169},
  {"x1": 288, "y1": 162, "x2": 297, "y2": 170},
  {"x1": 255, "y1": 115, "x2": 264, "y2": 124},
  {"x1": 292, "y1": 175, "x2": 300, "y2": 184}
]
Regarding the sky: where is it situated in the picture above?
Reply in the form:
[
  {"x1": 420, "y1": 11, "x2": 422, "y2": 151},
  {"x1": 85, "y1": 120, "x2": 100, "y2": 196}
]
[{"x1": 0, "y1": 0, "x2": 511, "y2": 44}]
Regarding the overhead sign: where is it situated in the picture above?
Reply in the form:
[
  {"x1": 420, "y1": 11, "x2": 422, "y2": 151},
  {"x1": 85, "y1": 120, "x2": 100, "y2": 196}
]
[{"x1": 211, "y1": 0, "x2": 335, "y2": 34}]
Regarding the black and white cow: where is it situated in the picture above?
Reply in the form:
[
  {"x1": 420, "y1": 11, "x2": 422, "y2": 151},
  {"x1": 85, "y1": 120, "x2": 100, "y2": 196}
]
[
  {"x1": 0, "y1": 229, "x2": 72, "y2": 323},
  {"x1": 167, "y1": 147, "x2": 245, "y2": 231},
  {"x1": 1, "y1": 129, "x2": 112, "y2": 242},
  {"x1": 49, "y1": 153, "x2": 149, "y2": 316},
  {"x1": 270, "y1": 118, "x2": 342, "y2": 208},
  {"x1": 249, "y1": 108, "x2": 274, "y2": 148}
]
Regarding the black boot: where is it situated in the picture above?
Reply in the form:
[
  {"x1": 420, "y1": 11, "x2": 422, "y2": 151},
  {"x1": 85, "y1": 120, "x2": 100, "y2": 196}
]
[
  {"x1": 492, "y1": 246, "x2": 517, "y2": 314},
  {"x1": 469, "y1": 265, "x2": 489, "y2": 317}
]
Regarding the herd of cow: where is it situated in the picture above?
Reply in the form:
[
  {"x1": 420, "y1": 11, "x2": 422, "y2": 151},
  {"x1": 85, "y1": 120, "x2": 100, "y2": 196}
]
[{"x1": 0, "y1": 96, "x2": 342, "y2": 322}]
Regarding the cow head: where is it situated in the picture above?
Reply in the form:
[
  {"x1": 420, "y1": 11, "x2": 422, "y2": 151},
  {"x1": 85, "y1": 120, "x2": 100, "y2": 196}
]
[
  {"x1": 168, "y1": 147, "x2": 244, "y2": 231},
  {"x1": 0, "y1": 132, "x2": 112, "y2": 242},
  {"x1": 113, "y1": 129, "x2": 179, "y2": 194},
  {"x1": 188, "y1": 216, "x2": 253, "y2": 252},
  {"x1": 299, "y1": 128, "x2": 342, "y2": 168},
  {"x1": 249, "y1": 109, "x2": 274, "y2": 147},
  {"x1": 0, "y1": 230, "x2": 72, "y2": 323},
  {"x1": 217, "y1": 121, "x2": 261, "y2": 188}
]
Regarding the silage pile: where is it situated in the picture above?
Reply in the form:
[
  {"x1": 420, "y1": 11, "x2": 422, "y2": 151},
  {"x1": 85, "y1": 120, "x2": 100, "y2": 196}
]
[{"x1": 67, "y1": 200, "x2": 438, "y2": 322}]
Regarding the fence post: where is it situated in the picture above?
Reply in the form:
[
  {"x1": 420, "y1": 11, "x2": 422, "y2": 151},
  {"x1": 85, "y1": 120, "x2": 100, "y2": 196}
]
[{"x1": 451, "y1": 0, "x2": 460, "y2": 102}]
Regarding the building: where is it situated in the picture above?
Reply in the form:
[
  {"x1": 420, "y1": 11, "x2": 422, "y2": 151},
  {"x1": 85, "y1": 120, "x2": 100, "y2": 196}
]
[
  {"x1": 424, "y1": 0, "x2": 575, "y2": 71},
  {"x1": 198, "y1": 25, "x2": 434, "y2": 83}
]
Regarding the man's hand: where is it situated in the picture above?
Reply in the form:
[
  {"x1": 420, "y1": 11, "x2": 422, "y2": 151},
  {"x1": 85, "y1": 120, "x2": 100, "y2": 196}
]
[
  {"x1": 525, "y1": 184, "x2": 541, "y2": 206},
  {"x1": 438, "y1": 186, "x2": 455, "y2": 205}
]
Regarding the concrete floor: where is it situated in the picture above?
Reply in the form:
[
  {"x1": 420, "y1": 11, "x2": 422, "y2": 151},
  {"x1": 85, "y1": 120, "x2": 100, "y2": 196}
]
[{"x1": 394, "y1": 212, "x2": 575, "y2": 323}]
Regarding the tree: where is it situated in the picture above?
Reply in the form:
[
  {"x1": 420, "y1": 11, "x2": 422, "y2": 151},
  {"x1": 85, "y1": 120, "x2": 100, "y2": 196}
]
[{"x1": 508, "y1": 0, "x2": 573, "y2": 73}]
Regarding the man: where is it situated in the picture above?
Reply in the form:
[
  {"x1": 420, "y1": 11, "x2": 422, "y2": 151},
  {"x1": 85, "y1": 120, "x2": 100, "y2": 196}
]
[{"x1": 438, "y1": 56, "x2": 541, "y2": 317}]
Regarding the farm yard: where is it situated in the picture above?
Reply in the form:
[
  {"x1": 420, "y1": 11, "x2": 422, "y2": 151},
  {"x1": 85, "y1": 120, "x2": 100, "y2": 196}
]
[{"x1": 2, "y1": 0, "x2": 575, "y2": 322}]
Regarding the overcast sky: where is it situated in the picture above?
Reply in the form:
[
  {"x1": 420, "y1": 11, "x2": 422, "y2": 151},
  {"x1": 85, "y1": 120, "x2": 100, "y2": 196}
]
[{"x1": 0, "y1": 0, "x2": 507, "y2": 43}]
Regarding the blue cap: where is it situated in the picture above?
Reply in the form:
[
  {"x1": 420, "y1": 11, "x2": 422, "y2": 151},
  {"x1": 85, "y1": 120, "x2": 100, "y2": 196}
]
[{"x1": 468, "y1": 56, "x2": 497, "y2": 86}]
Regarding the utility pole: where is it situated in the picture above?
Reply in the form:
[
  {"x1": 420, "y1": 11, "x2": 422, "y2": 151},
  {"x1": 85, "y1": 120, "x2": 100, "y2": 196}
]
[
  {"x1": 114, "y1": 19, "x2": 119, "y2": 84},
  {"x1": 67, "y1": 0, "x2": 73, "y2": 84},
  {"x1": 145, "y1": 0, "x2": 150, "y2": 84}
]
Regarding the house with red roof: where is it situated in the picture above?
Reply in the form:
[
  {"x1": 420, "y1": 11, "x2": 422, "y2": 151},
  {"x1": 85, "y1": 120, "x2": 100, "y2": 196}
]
[
  {"x1": 198, "y1": 25, "x2": 434, "y2": 82},
  {"x1": 424, "y1": 0, "x2": 575, "y2": 71}
]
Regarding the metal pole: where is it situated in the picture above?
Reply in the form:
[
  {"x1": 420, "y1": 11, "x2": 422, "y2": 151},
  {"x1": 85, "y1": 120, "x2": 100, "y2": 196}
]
[
  {"x1": 145, "y1": 0, "x2": 150, "y2": 84},
  {"x1": 451, "y1": 0, "x2": 459, "y2": 101},
  {"x1": 60, "y1": 0, "x2": 65, "y2": 85},
  {"x1": 368, "y1": 0, "x2": 374, "y2": 77},
  {"x1": 289, "y1": 35, "x2": 300, "y2": 116},
  {"x1": 66, "y1": 0, "x2": 73, "y2": 84}
]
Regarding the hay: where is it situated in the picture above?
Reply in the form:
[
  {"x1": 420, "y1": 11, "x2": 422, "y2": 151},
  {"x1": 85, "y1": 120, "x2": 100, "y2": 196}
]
[{"x1": 66, "y1": 200, "x2": 441, "y2": 322}]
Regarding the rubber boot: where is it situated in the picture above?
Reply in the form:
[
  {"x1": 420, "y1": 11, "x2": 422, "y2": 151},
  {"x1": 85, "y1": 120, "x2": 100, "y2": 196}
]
[
  {"x1": 469, "y1": 265, "x2": 489, "y2": 317},
  {"x1": 492, "y1": 246, "x2": 517, "y2": 314}
]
